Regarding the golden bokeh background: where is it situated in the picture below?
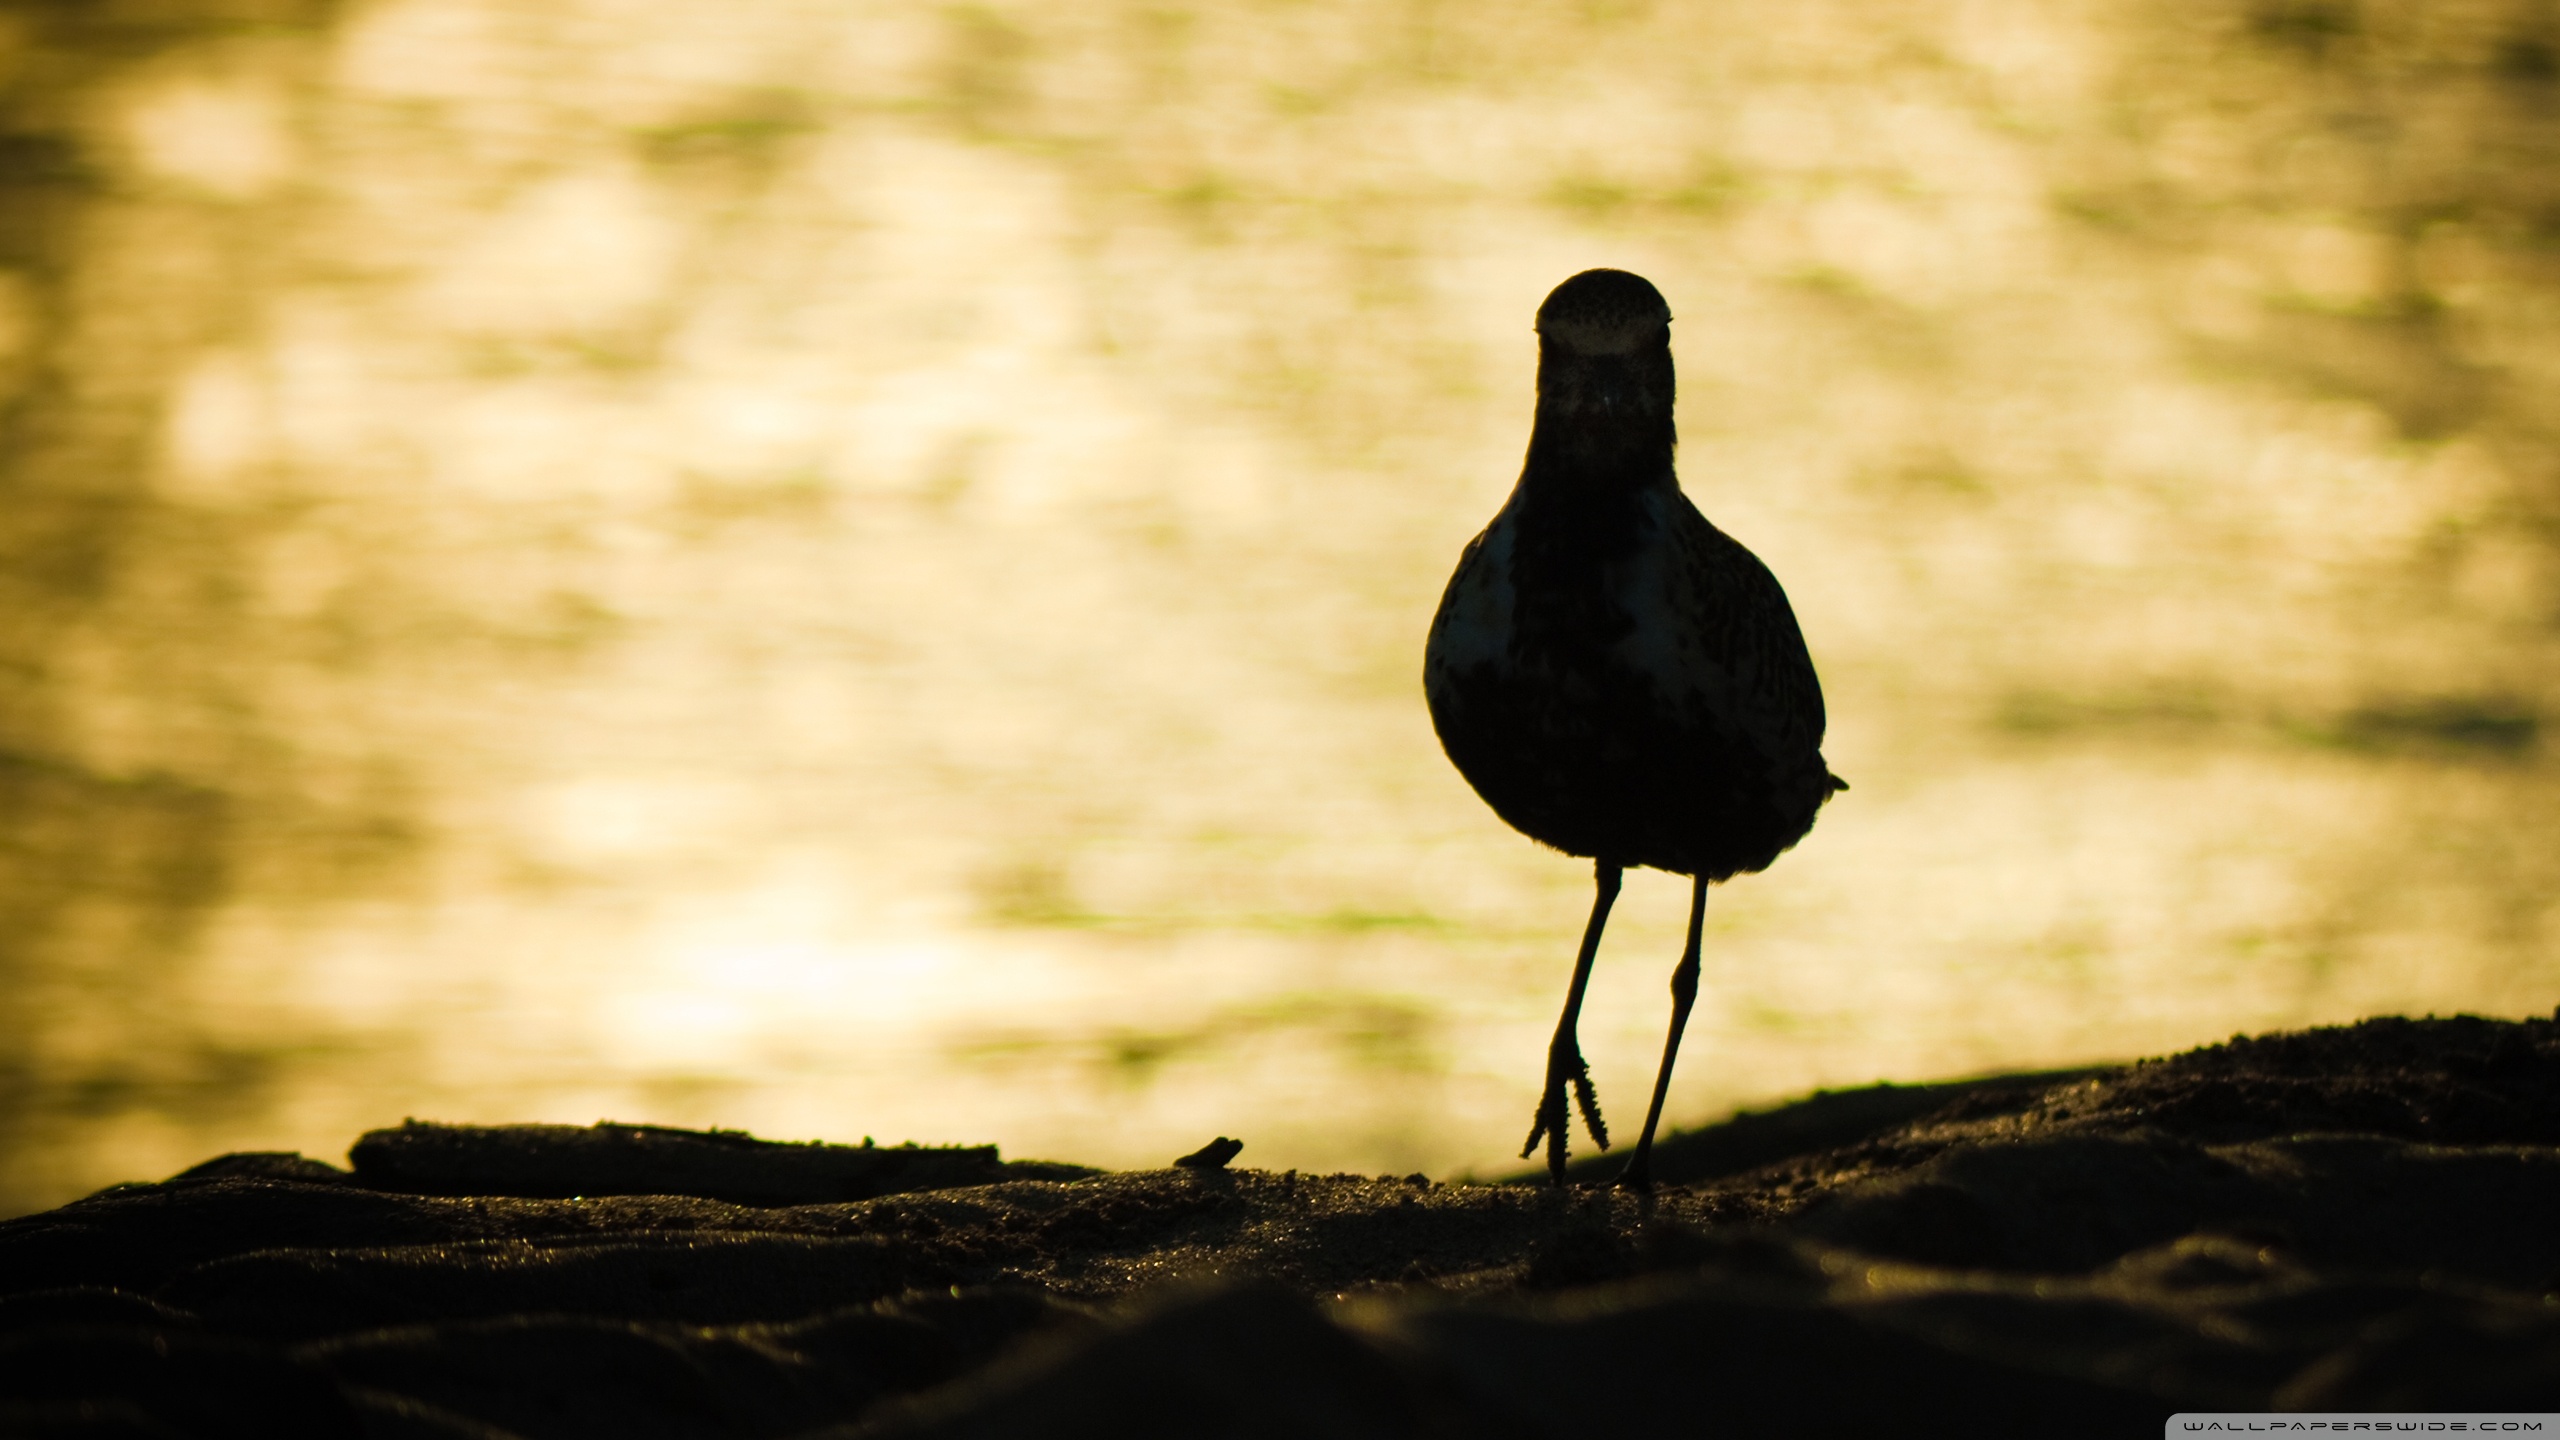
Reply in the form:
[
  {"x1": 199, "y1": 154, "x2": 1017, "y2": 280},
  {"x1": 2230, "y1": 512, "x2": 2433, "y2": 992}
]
[{"x1": 2, "y1": 0, "x2": 2556, "y2": 1215}]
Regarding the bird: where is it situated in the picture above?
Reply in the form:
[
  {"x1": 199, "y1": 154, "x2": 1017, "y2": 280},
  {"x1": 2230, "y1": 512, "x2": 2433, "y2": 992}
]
[{"x1": 1423, "y1": 268, "x2": 1845, "y2": 1190}]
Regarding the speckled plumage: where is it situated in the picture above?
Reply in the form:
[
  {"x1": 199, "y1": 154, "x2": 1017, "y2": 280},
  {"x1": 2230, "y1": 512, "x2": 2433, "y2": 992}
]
[
  {"x1": 1424, "y1": 269, "x2": 1844, "y2": 1187},
  {"x1": 1427, "y1": 483, "x2": 1837, "y2": 879}
]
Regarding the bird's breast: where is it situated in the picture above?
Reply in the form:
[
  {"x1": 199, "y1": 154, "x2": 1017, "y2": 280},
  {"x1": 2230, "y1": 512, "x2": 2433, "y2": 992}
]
[
  {"x1": 1602, "y1": 492, "x2": 1739, "y2": 719},
  {"x1": 1428, "y1": 491, "x2": 1726, "y2": 709}
]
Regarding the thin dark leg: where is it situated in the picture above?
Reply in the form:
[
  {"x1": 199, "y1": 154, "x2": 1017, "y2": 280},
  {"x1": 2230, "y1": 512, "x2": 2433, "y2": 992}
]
[
  {"x1": 1521, "y1": 859, "x2": 1622, "y2": 1185},
  {"x1": 1619, "y1": 874, "x2": 1706, "y2": 1193}
]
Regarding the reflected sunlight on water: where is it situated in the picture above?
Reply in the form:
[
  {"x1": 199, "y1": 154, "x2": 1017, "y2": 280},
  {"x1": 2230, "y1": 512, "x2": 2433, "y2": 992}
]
[{"x1": 2, "y1": 0, "x2": 2557, "y2": 1213}]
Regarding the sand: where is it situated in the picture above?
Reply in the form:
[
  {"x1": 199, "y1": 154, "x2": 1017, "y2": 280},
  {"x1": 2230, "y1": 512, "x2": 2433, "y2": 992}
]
[{"x1": 4, "y1": 1013, "x2": 2557, "y2": 1436}]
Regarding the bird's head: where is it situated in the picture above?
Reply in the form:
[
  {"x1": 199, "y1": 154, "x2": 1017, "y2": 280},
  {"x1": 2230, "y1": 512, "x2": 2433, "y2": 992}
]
[{"x1": 1534, "y1": 269, "x2": 1674, "y2": 426}]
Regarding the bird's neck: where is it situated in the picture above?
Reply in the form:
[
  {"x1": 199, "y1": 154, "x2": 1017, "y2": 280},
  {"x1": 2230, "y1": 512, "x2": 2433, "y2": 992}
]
[
  {"x1": 1508, "y1": 414, "x2": 1676, "y2": 587},
  {"x1": 1518, "y1": 410, "x2": 1677, "y2": 507}
]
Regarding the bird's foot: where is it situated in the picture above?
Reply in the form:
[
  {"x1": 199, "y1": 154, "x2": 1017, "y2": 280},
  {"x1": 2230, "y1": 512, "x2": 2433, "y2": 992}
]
[
  {"x1": 1519, "y1": 1044, "x2": 1609, "y2": 1185},
  {"x1": 1573, "y1": 1065, "x2": 1609, "y2": 1152},
  {"x1": 1614, "y1": 1150, "x2": 1654, "y2": 1194}
]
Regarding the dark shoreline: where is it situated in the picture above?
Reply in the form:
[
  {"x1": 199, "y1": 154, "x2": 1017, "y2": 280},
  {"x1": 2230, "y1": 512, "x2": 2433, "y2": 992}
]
[{"x1": 5, "y1": 1013, "x2": 2557, "y2": 1435}]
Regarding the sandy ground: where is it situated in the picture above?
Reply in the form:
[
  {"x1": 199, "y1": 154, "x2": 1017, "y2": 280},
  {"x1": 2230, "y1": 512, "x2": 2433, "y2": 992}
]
[{"x1": 4, "y1": 1013, "x2": 2558, "y2": 1436}]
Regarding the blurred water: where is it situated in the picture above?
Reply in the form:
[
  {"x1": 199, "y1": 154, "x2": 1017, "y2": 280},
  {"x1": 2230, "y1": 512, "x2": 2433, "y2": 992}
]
[{"x1": 2, "y1": 0, "x2": 2556, "y2": 1215}]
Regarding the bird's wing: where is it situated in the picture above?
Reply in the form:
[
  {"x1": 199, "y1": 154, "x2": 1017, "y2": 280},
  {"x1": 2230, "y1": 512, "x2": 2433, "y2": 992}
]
[
  {"x1": 1423, "y1": 504, "x2": 1519, "y2": 702},
  {"x1": 1616, "y1": 488, "x2": 1829, "y2": 759}
]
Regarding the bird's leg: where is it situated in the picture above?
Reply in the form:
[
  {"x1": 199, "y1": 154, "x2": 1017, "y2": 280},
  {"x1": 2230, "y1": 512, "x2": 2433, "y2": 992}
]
[
  {"x1": 1619, "y1": 874, "x2": 1707, "y2": 1192},
  {"x1": 1522, "y1": 859, "x2": 1622, "y2": 1185}
]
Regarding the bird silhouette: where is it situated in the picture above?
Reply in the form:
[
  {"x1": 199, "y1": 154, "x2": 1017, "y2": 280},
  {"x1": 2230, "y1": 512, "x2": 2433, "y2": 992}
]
[{"x1": 1424, "y1": 268, "x2": 1845, "y2": 1189}]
